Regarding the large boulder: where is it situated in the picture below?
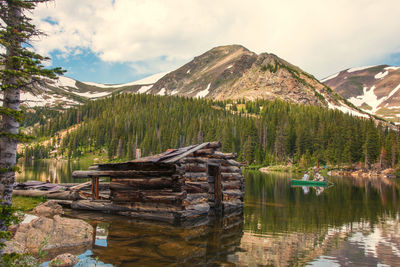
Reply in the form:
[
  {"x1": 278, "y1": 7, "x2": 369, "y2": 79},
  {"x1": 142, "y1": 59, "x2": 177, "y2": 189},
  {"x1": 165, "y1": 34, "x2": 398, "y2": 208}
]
[
  {"x1": 32, "y1": 200, "x2": 64, "y2": 218},
  {"x1": 4, "y1": 214, "x2": 93, "y2": 255}
]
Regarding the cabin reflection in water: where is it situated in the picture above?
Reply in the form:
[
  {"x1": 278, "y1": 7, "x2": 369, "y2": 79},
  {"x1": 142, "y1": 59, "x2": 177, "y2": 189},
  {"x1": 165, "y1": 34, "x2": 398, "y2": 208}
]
[{"x1": 74, "y1": 210, "x2": 244, "y2": 266}]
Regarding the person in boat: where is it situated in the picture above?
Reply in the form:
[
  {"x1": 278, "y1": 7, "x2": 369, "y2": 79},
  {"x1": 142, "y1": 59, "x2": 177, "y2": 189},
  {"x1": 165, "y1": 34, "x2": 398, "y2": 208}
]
[
  {"x1": 302, "y1": 171, "x2": 310, "y2": 181},
  {"x1": 313, "y1": 172, "x2": 326, "y2": 182}
]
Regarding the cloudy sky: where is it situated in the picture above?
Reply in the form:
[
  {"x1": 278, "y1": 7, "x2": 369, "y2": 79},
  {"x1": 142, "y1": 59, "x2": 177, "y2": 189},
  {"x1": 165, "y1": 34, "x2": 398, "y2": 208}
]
[{"x1": 32, "y1": 0, "x2": 400, "y2": 84}]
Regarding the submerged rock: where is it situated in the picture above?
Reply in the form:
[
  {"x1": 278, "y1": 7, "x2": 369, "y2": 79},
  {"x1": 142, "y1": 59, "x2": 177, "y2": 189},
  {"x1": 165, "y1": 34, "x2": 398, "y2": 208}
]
[{"x1": 50, "y1": 253, "x2": 78, "y2": 267}]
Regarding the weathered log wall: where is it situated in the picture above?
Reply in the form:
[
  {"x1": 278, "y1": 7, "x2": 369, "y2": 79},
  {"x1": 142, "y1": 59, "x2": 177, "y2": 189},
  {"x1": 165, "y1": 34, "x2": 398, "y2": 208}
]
[
  {"x1": 178, "y1": 142, "x2": 244, "y2": 216},
  {"x1": 71, "y1": 141, "x2": 244, "y2": 223}
]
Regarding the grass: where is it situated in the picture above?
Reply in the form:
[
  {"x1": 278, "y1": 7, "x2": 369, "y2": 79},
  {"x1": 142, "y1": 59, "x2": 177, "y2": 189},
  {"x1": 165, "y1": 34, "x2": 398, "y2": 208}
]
[{"x1": 12, "y1": 196, "x2": 46, "y2": 211}]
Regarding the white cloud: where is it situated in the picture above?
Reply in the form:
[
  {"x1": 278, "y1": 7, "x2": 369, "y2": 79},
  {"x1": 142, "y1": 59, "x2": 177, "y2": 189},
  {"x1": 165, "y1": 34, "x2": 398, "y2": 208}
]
[{"x1": 31, "y1": 0, "x2": 400, "y2": 79}]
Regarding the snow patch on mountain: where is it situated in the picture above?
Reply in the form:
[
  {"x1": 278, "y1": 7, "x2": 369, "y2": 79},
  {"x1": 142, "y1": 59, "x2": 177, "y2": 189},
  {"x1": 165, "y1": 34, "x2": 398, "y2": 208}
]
[
  {"x1": 157, "y1": 88, "x2": 166, "y2": 96},
  {"x1": 348, "y1": 83, "x2": 400, "y2": 113},
  {"x1": 137, "y1": 85, "x2": 152, "y2": 94},
  {"x1": 82, "y1": 72, "x2": 168, "y2": 88},
  {"x1": 347, "y1": 65, "x2": 378, "y2": 73},
  {"x1": 74, "y1": 91, "x2": 113, "y2": 99},
  {"x1": 195, "y1": 83, "x2": 211, "y2": 98},
  {"x1": 55, "y1": 76, "x2": 78, "y2": 89},
  {"x1": 375, "y1": 71, "x2": 388, "y2": 79},
  {"x1": 385, "y1": 66, "x2": 400, "y2": 71},
  {"x1": 327, "y1": 101, "x2": 369, "y2": 118},
  {"x1": 20, "y1": 91, "x2": 79, "y2": 108}
]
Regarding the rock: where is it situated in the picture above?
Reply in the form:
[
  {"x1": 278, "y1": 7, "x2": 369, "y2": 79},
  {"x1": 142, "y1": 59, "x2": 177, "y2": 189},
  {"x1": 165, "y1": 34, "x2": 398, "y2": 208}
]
[
  {"x1": 4, "y1": 214, "x2": 93, "y2": 255},
  {"x1": 50, "y1": 253, "x2": 78, "y2": 267},
  {"x1": 32, "y1": 201, "x2": 64, "y2": 218}
]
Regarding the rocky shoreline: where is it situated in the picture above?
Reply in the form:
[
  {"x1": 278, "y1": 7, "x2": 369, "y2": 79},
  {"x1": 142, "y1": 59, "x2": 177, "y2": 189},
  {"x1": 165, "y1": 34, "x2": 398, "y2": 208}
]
[
  {"x1": 259, "y1": 166, "x2": 397, "y2": 180},
  {"x1": 329, "y1": 168, "x2": 396, "y2": 179},
  {"x1": 4, "y1": 201, "x2": 93, "y2": 266}
]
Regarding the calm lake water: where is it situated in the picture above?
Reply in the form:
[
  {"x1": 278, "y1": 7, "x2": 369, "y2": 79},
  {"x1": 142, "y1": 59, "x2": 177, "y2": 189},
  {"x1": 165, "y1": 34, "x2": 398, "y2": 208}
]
[{"x1": 17, "y1": 161, "x2": 400, "y2": 266}]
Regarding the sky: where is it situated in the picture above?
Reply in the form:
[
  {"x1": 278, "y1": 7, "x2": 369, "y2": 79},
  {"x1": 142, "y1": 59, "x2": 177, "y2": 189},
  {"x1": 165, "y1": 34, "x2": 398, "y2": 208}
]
[{"x1": 31, "y1": 0, "x2": 400, "y2": 84}]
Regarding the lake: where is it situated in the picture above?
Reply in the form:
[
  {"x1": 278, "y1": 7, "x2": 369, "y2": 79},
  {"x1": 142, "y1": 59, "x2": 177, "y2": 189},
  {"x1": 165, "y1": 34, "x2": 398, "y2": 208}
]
[{"x1": 16, "y1": 160, "x2": 400, "y2": 266}]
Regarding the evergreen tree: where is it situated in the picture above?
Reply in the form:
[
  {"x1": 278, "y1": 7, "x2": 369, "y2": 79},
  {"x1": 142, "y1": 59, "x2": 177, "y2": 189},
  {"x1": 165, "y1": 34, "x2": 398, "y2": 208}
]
[{"x1": 0, "y1": 0, "x2": 63, "y2": 242}]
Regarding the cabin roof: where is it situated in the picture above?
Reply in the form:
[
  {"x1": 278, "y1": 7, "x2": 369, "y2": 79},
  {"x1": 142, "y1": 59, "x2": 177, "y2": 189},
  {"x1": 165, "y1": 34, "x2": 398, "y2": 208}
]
[{"x1": 96, "y1": 142, "x2": 213, "y2": 169}]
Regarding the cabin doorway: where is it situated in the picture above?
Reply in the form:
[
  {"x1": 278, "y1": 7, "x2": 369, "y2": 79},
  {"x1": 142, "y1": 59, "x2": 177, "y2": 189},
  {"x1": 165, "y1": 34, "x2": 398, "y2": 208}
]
[{"x1": 208, "y1": 163, "x2": 222, "y2": 214}]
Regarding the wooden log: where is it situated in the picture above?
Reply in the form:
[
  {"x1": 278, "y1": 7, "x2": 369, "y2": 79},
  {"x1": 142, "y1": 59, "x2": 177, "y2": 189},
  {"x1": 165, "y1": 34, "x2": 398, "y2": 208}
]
[
  {"x1": 223, "y1": 190, "x2": 244, "y2": 201},
  {"x1": 184, "y1": 172, "x2": 209, "y2": 182},
  {"x1": 72, "y1": 169, "x2": 175, "y2": 179},
  {"x1": 194, "y1": 148, "x2": 215, "y2": 156},
  {"x1": 184, "y1": 163, "x2": 207, "y2": 172},
  {"x1": 71, "y1": 200, "x2": 129, "y2": 212},
  {"x1": 111, "y1": 190, "x2": 186, "y2": 204},
  {"x1": 117, "y1": 211, "x2": 176, "y2": 224},
  {"x1": 184, "y1": 172, "x2": 208, "y2": 179},
  {"x1": 220, "y1": 166, "x2": 241, "y2": 173},
  {"x1": 69, "y1": 181, "x2": 92, "y2": 191},
  {"x1": 205, "y1": 141, "x2": 221, "y2": 149},
  {"x1": 164, "y1": 143, "x2": 210, "y2": 163},
  {"x1": 96, "y1": 162, "x2": 175, "y2": 172},
  {"x1": 221, "y1": 172, "x2": 243, "y2": 181},
  {"x1": 184, "y1": 182, "x2": 209, "y2": 193},
  {"x1": 183, "y1": 193, "x2": 208, "y2": 206},
  {"x1": 110, "y1": 177, "x2": 173, "y2": 190},
  {"x1": 112, "y1": 202, "x2": 184, "y2": 212},
  {"x1": 184, "y1": 203, "x2": 210, "y2": 212},
  {"x1": 226, "y1": 159, "x2": 242, "y2": 167},
  {"x1": 222, "y1": 181, "x2": 242, "y2": 190},
  {"x1": 13, "y1": 190, "x2": 81, "y2": 200},
  {"x1": 179, "y1": 157, "x2": 207, "y2": 164},
  {"x1": 215, "y1": 151, "x2": 237, "y2": 159}
]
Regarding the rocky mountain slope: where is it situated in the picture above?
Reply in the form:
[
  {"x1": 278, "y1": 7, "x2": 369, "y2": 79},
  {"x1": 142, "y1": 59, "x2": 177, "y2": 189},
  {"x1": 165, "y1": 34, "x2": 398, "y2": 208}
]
[
  {"x1": 17, "y1": 44, "x2": 371, "y2": 120},
  {"x1": 19, "y1": 72, "x2": 167, "y2": 108},
  {"x1": 321, "y1": 65, "x2": 400, "y2": 123},
  {"x1": 150, "y1": 46, "x2": 354, "y2": 107}
]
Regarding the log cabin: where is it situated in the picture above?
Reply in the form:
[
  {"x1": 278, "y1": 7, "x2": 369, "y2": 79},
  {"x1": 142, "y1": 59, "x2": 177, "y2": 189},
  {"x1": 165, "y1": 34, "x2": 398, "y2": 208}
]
[{"x1": 72, "y1": 141, "x2": 244, "y2": 224}]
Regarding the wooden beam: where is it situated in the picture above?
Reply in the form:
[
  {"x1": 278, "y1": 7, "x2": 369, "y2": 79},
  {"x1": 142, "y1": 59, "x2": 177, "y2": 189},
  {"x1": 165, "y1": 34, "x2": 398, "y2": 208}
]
[
  {"x1": 95, "y1": 177, "x2": 99, "y2": 200},
  {"x1": 163, "y1": 142, "x2": 209, "y2": 163},
  {"x1": 72, "y1": 170, "x2": 175, "y2": 179}
]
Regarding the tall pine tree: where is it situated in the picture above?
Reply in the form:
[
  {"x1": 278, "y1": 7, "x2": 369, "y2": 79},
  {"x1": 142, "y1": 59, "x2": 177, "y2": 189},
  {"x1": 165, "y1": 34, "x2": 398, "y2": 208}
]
[{"x1": 0, "y1": 0, "x2": 63, "y2": 241}]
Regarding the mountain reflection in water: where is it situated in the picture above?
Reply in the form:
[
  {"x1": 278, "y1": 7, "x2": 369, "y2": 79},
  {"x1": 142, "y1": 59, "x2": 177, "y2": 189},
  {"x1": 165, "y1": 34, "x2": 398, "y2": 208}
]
[{"x1": 19, "y1": 161, "x2": 400, "y2": 266}]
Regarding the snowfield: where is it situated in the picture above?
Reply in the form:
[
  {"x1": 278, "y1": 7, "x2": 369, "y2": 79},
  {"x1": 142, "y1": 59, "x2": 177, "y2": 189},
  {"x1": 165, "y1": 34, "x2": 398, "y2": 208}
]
[
  {"x1": 348, "y1": 83, "x2": 400, "y2": 114},
  {"x1": 375, "y1": 71, "x2": 388, "y2": 79},
  {"x1": 82, "y1": 72, "x2": 168, "y2": 88},
  {"x1": 195, "y1": 83, "x2": 211, "y2": 98}
]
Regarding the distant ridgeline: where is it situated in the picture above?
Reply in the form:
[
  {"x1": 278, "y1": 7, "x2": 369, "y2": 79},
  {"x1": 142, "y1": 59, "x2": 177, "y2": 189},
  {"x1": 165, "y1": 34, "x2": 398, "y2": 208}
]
[{"x1": 24, "y1": 94, "x2": 398, "y2": 168}]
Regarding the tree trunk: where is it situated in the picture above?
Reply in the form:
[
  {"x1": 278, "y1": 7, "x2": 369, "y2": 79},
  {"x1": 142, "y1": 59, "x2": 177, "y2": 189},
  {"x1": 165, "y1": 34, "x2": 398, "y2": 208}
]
[{"x1": 0, "y1": 2, "x2": 22, "y2": 251}]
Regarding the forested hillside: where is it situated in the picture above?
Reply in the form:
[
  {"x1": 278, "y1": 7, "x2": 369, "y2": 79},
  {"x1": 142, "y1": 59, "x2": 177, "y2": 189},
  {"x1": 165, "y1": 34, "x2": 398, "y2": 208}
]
[{"x1": 25, "y1": 94, "x2": 398, "y2": 168}]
